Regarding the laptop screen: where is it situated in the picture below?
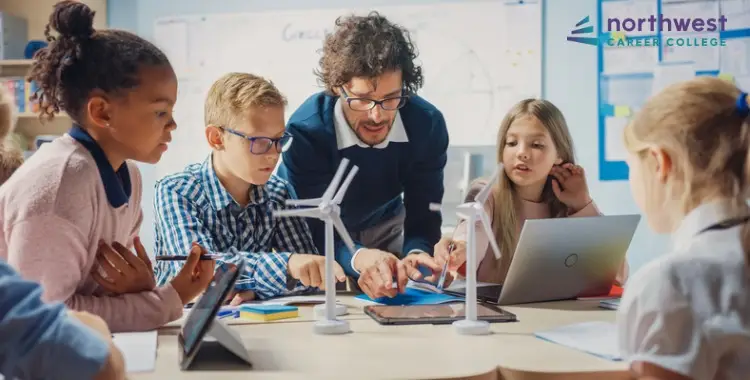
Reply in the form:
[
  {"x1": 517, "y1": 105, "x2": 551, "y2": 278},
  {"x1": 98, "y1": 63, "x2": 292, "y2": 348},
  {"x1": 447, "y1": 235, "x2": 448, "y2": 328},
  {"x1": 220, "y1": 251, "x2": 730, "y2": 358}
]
[{"x1": 181, "y1": 259, "x2": 245, "y2": 356}]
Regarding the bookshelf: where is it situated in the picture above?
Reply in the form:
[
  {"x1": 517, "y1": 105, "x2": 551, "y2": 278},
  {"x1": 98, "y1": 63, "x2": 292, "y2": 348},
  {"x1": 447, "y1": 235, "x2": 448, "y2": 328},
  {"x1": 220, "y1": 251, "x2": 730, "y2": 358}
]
[
  {"x1": 0, "y1": 0, "x2": 107, "y2": 149},
  {"x1": 0, "y1": 59, "x2": 71, "y2": 146}
]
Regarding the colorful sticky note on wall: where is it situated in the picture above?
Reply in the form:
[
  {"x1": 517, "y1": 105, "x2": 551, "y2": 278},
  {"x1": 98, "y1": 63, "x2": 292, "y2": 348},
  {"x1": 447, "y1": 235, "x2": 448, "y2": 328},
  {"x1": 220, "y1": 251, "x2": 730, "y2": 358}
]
[
  {"x1": 610, "y1": 31, "x2": 627, "y2": 43},
  {"x1": 614, "y1": 106, "x2": 631, "y2": 117},
  {"x1": 718, "y1": 73, "x2": 735, "y2": 83}
]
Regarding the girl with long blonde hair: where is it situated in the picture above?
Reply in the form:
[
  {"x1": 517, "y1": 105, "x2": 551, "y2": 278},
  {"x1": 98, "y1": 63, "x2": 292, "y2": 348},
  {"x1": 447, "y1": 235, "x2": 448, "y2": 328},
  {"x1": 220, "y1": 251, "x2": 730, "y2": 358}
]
[
  {"x1": 435, "y1": 98, "x2": 628, "y2": 285},
  {"x1": 617, "y1": 77, "x2": 750, "y2": 380}
]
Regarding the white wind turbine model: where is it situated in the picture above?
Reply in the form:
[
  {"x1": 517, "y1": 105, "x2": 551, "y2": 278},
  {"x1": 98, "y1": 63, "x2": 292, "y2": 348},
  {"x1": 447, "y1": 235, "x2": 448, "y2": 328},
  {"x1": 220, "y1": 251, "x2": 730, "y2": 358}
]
[
  {"x1": 273, "y1": 158, "x2": 359, "y2": 335},
  {"x1": 453, "y1": 162, "x2": 503, "y2": 335}
]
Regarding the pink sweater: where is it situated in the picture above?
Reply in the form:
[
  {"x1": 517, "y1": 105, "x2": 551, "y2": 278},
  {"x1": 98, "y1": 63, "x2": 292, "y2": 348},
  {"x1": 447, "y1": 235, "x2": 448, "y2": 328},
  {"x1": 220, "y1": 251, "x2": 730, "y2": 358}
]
[
  {"x1": 0, "y1": 134, "x2": 182, "y2": 332},
  {"x1": 453, "y1": 179, "x2": 603, "y2": 284}
]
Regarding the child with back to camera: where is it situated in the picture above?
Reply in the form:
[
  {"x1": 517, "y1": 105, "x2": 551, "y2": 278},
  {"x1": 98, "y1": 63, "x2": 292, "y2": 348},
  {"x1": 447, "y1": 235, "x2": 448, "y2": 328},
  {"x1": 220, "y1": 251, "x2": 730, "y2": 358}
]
[
  {"x1": 435, "y1": 99, "x2": 628, "y2": 286},
  {"x1": 0, "y1": 1, "x2": 215, "y2": 333},
  {"x1": 617, "y1": 77, "x2": 750, "y2": 380}
]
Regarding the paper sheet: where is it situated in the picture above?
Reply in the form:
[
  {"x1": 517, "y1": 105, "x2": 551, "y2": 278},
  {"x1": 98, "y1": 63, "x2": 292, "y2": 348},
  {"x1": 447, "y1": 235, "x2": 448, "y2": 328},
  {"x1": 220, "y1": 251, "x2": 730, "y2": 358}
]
[
  {"x1": 259, "y1": 295, "x2": 328, "y2": 306},
  {"x1": 738, "y1": 76, "x2": 750, "y2": 90},
  {"x1": 603, "y1": 45, "x2": 658, "y2": 75},
  {"x1": 652, "y1": 62, "x2": 696, "y2": 95},
  {"x1": 716, "y1": 0, "x2": 750, "y2": 31},
  {"x1": 721, "y1": 38, "x2": 750, "y2": 77},
  {"x1": 662, "y1": 33, "x2": 720, "y2": 72},
  {"x1": 112, "y1": 331, "x2": 158, "y2": 372},
  {"x1": 661, "y1": 0, "x2": 720, "y2": 34},
  {"x1": 605, "y1": 117, "x2": 629, "y2": 162},
  {"x1": 534, "y1": 321, "x2": 622, "y2": 361}
]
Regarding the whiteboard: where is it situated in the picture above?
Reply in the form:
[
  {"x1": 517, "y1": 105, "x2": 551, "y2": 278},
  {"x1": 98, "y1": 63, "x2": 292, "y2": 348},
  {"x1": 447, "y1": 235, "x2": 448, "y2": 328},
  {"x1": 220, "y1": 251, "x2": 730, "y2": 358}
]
[{"x1": 152, "y1": 1, "x2": 542, "y2": 179}]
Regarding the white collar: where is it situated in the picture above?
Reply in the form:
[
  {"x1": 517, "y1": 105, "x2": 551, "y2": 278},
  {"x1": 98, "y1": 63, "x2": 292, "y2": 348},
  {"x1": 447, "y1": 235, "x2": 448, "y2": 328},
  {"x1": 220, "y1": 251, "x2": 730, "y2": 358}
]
[
  {"x1": 672, "y1": 198, "x2": 750, "y2": 248},
  {"x1": 333, "y1": 98, "x2": 408, "y2": 150}
]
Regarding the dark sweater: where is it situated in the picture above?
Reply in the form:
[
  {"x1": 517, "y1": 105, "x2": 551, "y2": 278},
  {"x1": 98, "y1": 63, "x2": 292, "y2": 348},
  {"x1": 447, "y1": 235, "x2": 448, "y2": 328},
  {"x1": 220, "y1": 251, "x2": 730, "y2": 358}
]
[{"x1": 276, "y1": 92, "x2": 448, "y2": 278}]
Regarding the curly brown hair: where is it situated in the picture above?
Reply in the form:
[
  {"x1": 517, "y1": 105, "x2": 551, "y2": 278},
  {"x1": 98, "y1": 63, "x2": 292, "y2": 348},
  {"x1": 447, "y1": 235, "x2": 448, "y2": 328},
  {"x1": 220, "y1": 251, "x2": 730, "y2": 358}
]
[
  {"x1": 315, "y1": 11, "x2": 423, "y2": 95},
  {"x1": 27, "y1": 0, "x2": 171, "y2": 123}
]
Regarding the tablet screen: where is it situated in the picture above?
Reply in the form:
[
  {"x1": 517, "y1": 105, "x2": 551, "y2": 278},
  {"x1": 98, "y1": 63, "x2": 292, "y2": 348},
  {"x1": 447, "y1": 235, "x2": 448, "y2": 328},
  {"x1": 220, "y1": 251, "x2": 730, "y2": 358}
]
[
  {"x1": 181, "y1": 260, "x2": 244, "y2": 356},
  {"x1": 365, "y1": 303, "x2": 516, "y2": 323}
]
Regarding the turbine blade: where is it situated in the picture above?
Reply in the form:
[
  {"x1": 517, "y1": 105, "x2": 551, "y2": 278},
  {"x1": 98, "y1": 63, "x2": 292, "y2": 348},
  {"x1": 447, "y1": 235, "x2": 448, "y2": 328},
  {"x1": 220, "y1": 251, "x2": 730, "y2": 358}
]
[
  {"x1": 273, "y1": 208, "x2": 318, "y2": 219},
  {"x1": 331, "y1": 215, "x2": 356, "y2": 254},
  {"x1": 475, "y1": 163, "x2": 503, "y2": 204},
  {"x1": 322, "y1": 158, "x2": 349, "y2": 203},
  {"x1": 479, "y1": 210, "x2": 501, "y2": 259},
  {"x1": 285, "y1": 198, "x2": 322, "y2": 206},
  {"x1": 332, "y1": 165, "x2": 359, "y2": 204},
  {"x1": 455, "y1": 202, "x2": 473, "y2": 212},
  {"x1": 456, "y1": 211, "x2": 471, "y2": 220}
]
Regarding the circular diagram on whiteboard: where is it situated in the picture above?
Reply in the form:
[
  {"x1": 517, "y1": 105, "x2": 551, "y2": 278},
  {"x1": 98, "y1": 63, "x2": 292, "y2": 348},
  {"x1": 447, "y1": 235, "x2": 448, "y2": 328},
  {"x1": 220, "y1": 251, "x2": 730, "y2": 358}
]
[{"x1": 416, "y1": 31, "x2": 500, "y2": 147}]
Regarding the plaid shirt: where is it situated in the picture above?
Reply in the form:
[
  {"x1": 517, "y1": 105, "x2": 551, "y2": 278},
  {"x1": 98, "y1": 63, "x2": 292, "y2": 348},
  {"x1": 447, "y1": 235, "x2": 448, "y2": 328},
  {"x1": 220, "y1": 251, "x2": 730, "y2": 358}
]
[{"x1": 153, "y1": 154, "x2": 319, "y2": 299}]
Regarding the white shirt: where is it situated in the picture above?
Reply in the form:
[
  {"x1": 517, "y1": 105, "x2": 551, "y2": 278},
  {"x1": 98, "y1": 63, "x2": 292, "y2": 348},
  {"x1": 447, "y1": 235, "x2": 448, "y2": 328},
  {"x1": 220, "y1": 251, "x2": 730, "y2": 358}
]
[
  {"x1": 333, "y1": 98, "x2": 408, "y2": 150},
  {"x1": 617, "y1": 199, "x2": 750, "y2": 380}
]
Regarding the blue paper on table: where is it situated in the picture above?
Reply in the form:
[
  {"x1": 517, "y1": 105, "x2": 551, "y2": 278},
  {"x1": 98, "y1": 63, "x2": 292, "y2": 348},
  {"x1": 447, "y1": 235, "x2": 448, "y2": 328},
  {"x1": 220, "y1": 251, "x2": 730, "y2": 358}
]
[{"x1": 355, "y1": 287, "x2": 462, "y2": 305}]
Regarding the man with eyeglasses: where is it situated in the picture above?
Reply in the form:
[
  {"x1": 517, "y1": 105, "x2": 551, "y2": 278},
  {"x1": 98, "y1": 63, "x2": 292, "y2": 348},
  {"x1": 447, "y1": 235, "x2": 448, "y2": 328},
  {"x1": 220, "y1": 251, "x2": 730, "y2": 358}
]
[
  {"x1": 277, "y1": 12, "x2": 450, "y2": 300},
  {"x1": 153, "y1": 73, "x2": 347, "y2": 304}
]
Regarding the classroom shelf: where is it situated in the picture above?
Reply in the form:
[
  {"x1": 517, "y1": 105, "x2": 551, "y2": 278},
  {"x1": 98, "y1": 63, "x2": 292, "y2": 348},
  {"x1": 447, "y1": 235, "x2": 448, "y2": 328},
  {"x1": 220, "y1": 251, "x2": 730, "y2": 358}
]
[
  {"x1": 0, "y1": 59, "x2": 33, "y2": 77},
  {"x1": 15, "y1": 113, "x2": 70, "y2": 137}
]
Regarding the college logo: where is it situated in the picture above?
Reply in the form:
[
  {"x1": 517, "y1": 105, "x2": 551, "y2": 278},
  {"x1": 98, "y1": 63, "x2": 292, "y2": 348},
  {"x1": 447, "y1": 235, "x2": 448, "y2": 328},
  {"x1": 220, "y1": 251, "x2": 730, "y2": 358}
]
[{"x1": 567, "y1": 16, "x2": 598, "y2": 46}]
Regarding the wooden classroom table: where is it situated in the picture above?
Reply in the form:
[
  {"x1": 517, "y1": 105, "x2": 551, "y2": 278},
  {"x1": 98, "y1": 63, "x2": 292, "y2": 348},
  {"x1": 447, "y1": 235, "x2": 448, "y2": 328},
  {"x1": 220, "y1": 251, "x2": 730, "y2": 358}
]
[{"x1": 131, "y1": 295, "x2": 629, "y2": 380}]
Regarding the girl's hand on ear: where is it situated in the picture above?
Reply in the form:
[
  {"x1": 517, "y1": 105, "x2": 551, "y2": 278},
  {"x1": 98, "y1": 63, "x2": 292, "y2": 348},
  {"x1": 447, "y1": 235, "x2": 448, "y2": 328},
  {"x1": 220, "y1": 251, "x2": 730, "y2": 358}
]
[{"x1": 550, "y1": 163, "x2": 592, "y2": 212}]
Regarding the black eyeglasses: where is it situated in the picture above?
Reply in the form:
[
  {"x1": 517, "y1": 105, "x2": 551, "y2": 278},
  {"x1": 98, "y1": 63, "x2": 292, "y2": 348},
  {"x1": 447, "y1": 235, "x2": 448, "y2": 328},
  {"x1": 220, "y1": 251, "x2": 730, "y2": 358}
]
[
  {"x1": 340, "y1": 86, "x2": 409, "y2": 111},
  {"x1": 220, "y1": 127, "x2": 293, "y2": 155}
]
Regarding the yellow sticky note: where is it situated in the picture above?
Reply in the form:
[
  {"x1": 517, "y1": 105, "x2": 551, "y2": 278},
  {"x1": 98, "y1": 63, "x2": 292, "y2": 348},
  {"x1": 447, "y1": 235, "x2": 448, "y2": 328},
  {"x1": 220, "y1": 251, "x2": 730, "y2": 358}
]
[
  {"x1": 610, "y1": 31, "x2": 627, "y2": 42},
  {"x1": 614, "y1": 105, "x2": 631, "y2": 117},
  {"x1": 718, "y1": 73, "x2": 735, "y2": 83}
]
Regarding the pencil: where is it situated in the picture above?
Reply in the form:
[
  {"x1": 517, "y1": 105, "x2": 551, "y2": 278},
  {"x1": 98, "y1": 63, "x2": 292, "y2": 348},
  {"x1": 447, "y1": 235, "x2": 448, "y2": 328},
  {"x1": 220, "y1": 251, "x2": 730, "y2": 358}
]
[
  {"x1": 154, "y1": 254, "x2": 219, "y2": 261},
  {"x1": 437, "y1": 242, "x2": 456, "y2": 290}
]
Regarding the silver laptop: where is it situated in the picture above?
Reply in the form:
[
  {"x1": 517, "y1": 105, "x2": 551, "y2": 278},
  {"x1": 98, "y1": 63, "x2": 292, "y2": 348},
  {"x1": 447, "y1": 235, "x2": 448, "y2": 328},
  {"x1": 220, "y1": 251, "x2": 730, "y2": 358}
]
[{"x1": 445, "y1": 214, "x2": 640, "y2": 305}]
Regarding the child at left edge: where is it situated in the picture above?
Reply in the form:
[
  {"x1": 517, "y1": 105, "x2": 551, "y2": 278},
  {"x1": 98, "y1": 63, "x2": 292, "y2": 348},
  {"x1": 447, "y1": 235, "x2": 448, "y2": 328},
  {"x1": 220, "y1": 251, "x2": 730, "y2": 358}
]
[{"x1": 0, "y1": 1, "x2": 214, "y2": 333}]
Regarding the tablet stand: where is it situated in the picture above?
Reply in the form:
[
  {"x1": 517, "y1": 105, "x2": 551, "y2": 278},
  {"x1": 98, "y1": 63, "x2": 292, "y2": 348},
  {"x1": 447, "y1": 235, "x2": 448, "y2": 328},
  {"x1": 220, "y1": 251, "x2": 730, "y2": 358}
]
[{"x1": 183, "y1": 320, "x2": 252, "y2": 370}]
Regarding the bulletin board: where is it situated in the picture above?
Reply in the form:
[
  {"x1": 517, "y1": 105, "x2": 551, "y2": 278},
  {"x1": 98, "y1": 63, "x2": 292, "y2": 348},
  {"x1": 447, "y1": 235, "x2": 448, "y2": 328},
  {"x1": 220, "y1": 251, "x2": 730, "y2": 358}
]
[{"x1": 598, "y1": 0, "x2": 750, "y2": 181}]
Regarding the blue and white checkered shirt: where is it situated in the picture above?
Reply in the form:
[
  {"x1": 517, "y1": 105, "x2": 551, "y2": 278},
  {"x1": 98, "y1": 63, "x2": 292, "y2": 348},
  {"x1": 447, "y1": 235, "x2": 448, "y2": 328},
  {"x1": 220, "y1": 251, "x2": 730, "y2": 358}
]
[{"x1": 153, "y1": 154, "x2": 319, "y2": 299}]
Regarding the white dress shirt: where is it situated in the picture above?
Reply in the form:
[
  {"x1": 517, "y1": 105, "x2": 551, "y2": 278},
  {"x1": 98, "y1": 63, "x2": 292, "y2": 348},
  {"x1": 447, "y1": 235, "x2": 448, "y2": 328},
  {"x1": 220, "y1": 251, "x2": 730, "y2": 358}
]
[{"x1": 617, "y1": 198, "x2": 750, "y2": 380}]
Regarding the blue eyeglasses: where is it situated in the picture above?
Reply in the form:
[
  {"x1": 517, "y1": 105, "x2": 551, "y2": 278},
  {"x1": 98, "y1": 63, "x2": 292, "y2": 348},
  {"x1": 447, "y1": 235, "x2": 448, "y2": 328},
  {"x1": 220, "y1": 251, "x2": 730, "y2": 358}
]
[{"x1": 220, "y1": 127, "x2": 293, "y2": 155}]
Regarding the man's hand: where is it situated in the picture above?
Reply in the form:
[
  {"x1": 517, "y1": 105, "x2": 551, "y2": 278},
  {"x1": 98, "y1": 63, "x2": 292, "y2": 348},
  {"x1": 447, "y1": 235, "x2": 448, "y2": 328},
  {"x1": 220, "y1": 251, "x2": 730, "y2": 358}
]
[
  {"x1": 92, "y1": 237, "x2": 156, "y2": 294},
  {"x1": 401, "y1": 252, "x2": 443, "y2": 283},
  {"x1": 288, "y1": 254, "x2": 346, "y2": 289},
  {"x1": 355, "y1": 249, "x2": 407, "y2": 299}
]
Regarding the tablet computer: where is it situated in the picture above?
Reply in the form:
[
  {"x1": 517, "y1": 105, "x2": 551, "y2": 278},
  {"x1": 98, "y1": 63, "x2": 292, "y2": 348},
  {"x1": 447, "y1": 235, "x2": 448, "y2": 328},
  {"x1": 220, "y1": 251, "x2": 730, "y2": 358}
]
[
  {"x1": 178, "y1": 258, "x2": 246, "y2": 370},
  {"x1": 363, "y1": 303, "x2": 517, "y2": 325}
]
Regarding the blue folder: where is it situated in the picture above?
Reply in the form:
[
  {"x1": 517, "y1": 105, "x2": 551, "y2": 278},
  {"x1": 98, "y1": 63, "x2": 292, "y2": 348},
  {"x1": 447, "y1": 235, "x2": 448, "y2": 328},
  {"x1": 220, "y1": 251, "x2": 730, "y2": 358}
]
[{"x1": 355, "y1": 287, "x2": 463, "y2": 305}]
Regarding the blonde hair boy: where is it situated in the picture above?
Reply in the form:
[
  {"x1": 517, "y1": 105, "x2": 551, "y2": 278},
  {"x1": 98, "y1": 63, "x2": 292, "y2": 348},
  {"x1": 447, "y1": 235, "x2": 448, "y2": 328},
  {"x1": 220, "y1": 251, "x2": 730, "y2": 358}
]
[{"x1": 154, "y1": 72, "x2": 344, "y2": 305}]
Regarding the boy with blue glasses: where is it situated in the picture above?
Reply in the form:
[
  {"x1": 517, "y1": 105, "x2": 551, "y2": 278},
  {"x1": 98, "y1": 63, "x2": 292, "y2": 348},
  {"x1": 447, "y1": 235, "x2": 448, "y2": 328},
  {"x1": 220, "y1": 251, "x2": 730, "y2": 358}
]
[{"x1": 154, "y1": 72, "x2": 346, "y2": 304}]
